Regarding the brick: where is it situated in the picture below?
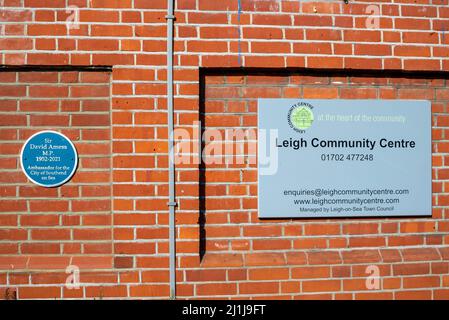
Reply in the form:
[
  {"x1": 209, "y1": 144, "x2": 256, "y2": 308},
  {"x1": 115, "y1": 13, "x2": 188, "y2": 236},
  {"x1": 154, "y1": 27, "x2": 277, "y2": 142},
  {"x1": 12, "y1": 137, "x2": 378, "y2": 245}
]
[
  {"x1": 140, "y1": 270, "x2": 169, "y2": 283},
  {"x1": 403, "y1": 276, "x2": 440, "y2": 289},
  {"x1": 0, "y1": 200, "x2": 27, "y2": 212},
  {"x1": 19, "y1": 286, "x2": 61, "y2": 299},
  {"x1": 91, "y1": 25, "x2": 133, "y2": 37},
  {"x1": 393, "y1": 263, "x2": 430, "y2": 276},
  {"x1": 20, "y1": 99, "x2": 59, "y2": 112},
  {"x1": 0, "y1": 229, "x2": 28, "y2": 241},
  {"x1": 345, "y1": 57, "x2": 382, "y2": 69},
  {"x1": 72, "y1": 200, "x2": 110, "y2": 212},
  {"x1": 294, "y1": 42, "x2": 331, "y2": 54},
  {"x1": 71, "y1": 256, "x2": 113, "y2": 269},
  {"x1": 79, "y1": 10, "x2": 119, "y2": 22},
  {"x1": 74, "y1": 228, "x2": 111, "y2": 240},
  {"x1": 306, "y1": 29, "x2": 341, "y2": 41},
  {"x1": 114, "y1": 256, "x2": 133, "y2": 269},
  {"x1": 295, "y1": 15, "x2": 333, "y2": 26},
  {"x1": 129, "y1": 284, "x2": 169, "y2": 297},
  {"x1": 188, "y1": 40, "x2": 227, "y2": 53},
  {"x1": 342, "y1": 250, "x2": 382, "y2": 264},
  {"x1": 27, "y1": 256, "x2": 70, "y2": 269},
  {"x1": 0, "y1": 115, "x2": 26, "y2": 126},
  {"x1": 307, "y1": 251, "x2": 342, "y2": 265},
  {"x1": 249, "y1": 267, "x2": 289, "y2": 280},
  {"x1": 253, "y1": 239, "x2": 291, "y2": 250},
  {"x1": 389, "y1": 235, "x2": 423, "y2": 246},
  {"x1": 189, "y1": 12, "x2": 228, "y2": 24},
  {"x1": 400, "y1": 221, "x2": 436, "y2": 233},
  {"x1": 201, "y1": 254, "x2": 243, "y2": 267},
  {"x1": 243, "y1": 27, "x2": 283, "y2": 39},
  {"x1": 304, "y1": 223, "x2": 340, "y2": 235},
  {"x1": 31, "y1": 229, "x2": 70, "y2": 240},
  {"x1": 245, "y1": 253, "x2": 286, "y2": 266},
  {"x1": 85, "y1": 285, "x2": 128, "y2": 298},
  {"x1": 355, "y1": 292, "x2": 393, "y2": 300},
  {"x1": 354, "y1": 44, "x2": 391, "y2": 56},
  {"x1": 115, "y1": 242, "x2": 154, "y2": 254},
  {"x1": 21, "y1": 215, "x2": 59, "y2": 226},
  {"x1": 72, "y1": 114, "x2": 110, "y2": 126},
  {"x1": 403, "y1": 32, "x2": 439, "y2": 44},
  {"x1": 302, "y1": 280, "x2": 341, "y2": 293},
  {"x1": 239, "y1": 282, "x2": 279, "y2": 294},
  {"x1": 29, "y1": 85, "x2": 68, "y2": 97},
  {"x1": 252, "y1": 14, "x2": 292, "y2": 26},
  {"x1": 402, "y1": 5, "x2": 436, "y2": 18},
  {"x1": 197, "y1": 283, "x2": 237, "y2": 296},
  {"x1": 0, "y1": 214, "x2": 17, "y2": 226},
  {"x1": 0, "y1": 100, "x2": 18, "y2": 114},
  {"x1": 343, "y1": 223, "x2": 379, "y2": 235},
  {"x1": 134, "y1": 112, "x2": 166, "y2": 124},
  {"x1": 401, "y1": 248, "x2": 441, "y2": 262},
  {"x1": 245, "y1": 56, "x2": 285, "y2": 68},
  {"x1": 200, "y1": 26, "x2": 239, "y2": 39},
  {"x1": 395, "y1": 45, "x2": 431, "y2": 57},
  {"x1": 29, "y1": 200, "x2": 69, "y2": 212},
  {"x1": 344, "y1": 30, "x2": 381, "y2": 42},
  {"x1": 18, "y1": 72, "x2": 57, "y2": 82},
  {"x1": 285, "y1": 252, "x2": 307, "y2": 265},
  {"x1": 243, "y1": 225, "x2": 282, "y2": 237},
  {"x1": 381, "y1": 249, "x2": 402, "y2": 263},
  {"x1": 112, "y1": 68, "x2": 155, "y2": 81},
  {"x1": 252, "y1": 42, "x2": 291, "y2": 54},
  {"x1": 70, "y1": 85, "x2": 110, "y2": 98},
  {"x1": 0, "y1": 85, "x2": 26, "y2": 96},
  {"x1": 185, "y1": 269, "x2": 226, "y2": 282},
  {"x1": 292, "y1": 266, "x2": 330, "y2": 279},
  {"x1": 9, "y1": 273, "x2": 29, "y2": 285},
  {"x1": 0, "y1": 243, "x2": 19, "y2": 254}
]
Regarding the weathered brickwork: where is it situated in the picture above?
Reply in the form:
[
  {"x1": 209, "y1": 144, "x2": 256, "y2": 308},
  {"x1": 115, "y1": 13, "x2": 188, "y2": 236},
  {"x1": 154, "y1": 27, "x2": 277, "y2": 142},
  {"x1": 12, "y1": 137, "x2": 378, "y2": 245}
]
[
  {"x1": 0, "y1": 71, "x2": 114, "y2": 299},
  {"x1": 0, "y1": 0, "x2": 448, "y2": 299},
  {"x1": 194, "y1": 72, "x2": 449, "y2": 299}
]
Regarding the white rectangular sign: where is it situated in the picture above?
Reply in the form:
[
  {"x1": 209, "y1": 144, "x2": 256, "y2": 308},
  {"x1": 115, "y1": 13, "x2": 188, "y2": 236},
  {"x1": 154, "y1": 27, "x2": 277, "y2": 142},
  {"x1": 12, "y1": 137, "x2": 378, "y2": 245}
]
[{"x1": 258, "y1": 99, "x2": 432, "y2": 218}]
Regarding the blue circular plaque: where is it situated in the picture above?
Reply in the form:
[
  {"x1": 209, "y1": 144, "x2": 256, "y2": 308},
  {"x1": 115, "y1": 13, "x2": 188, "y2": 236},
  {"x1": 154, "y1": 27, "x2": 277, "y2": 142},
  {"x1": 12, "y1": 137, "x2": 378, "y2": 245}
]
[{"x1": 20, "y1": 131, "x2": 78, "y2": 188}]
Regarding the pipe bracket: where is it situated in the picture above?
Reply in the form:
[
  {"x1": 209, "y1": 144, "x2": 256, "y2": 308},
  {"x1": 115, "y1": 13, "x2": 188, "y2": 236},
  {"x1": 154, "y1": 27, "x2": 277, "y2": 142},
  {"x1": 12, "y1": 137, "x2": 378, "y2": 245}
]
[
  {"x1": 167, "y1": 201, "x2": 178, "y2": 207},
  {"x1": 165, "y1": 14, "x2": 176, "y2": 20}
]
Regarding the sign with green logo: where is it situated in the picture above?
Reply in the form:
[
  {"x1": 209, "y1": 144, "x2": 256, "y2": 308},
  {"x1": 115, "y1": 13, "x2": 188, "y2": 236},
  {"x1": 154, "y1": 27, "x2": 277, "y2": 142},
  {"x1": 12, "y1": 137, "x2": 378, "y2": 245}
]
[
  {"x1": 288, "y1": 103, "x2": 314, "y2": 132},
  {"x1": 258, "y1": 99, "x2": 432, "y2": 218}
]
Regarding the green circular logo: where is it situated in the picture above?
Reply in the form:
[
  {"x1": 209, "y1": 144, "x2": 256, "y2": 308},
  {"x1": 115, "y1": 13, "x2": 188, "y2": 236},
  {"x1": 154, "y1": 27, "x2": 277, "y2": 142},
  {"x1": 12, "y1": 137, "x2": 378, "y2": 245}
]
[{"x1": 289, "y1": 105, "x2": 314, "y2": 131}]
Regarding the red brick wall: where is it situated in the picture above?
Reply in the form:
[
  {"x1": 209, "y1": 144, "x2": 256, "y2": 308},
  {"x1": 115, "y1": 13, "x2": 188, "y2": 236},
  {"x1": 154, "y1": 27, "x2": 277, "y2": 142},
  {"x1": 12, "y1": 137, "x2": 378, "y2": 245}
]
[
  {"x1": 193, "y1": 72, "x2": 449, "y2": 299},
  {"x1": 0, "y1": 0, "x2": 448, "y2": 299},
  {"x1": 0, "y1": 70, "x2": 114, "y2": 299}
]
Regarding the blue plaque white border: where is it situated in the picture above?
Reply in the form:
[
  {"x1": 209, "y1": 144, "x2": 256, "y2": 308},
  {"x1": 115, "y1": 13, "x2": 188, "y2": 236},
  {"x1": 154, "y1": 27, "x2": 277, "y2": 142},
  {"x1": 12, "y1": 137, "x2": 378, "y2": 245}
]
[{"x1": 20, "y1": 130, "x2": 79, "y2": 188}]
